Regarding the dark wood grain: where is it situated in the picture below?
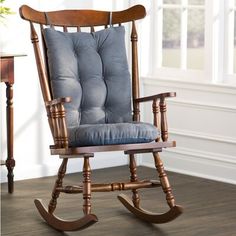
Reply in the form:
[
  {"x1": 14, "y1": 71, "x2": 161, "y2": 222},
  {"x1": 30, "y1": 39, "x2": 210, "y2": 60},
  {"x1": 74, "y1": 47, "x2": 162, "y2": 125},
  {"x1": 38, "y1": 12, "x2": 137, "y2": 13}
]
[
  {"x1": 153, "y1": 152, "x2": 175, "y2": 208},
  {"x1": 50, "y1": 141, "x2": 176, "y2": 156},
  {"x1": 19, "y1": 5, "x2": 146, "y2": 26},
  {"x1": 134, "y1": 92, "x2": 176, "y2": 103},
  {"x1": 83, "y1": 157, "x2": 92, "y2": 215},
  {"x1": 1, "y1": 57, "x2": 14, "y2": 83},
  {"x1": 129, "y1": 154, "x2": 140, "y2": 208},
  {"x1": 159, "y1": 98, "x2": 168, "y2": 142},
  {"x1": 48, "y1": 158, "x2": 68, "y2": 214},
  {"x1": 1, "y1": 166, "x2": 236, "y2": 236},
  {"x1": 1, "y1": 55, "x2": 15, "y2": 193},
  {"x1": 131, "y1": 20, "x2": 140, "y2": 122}
]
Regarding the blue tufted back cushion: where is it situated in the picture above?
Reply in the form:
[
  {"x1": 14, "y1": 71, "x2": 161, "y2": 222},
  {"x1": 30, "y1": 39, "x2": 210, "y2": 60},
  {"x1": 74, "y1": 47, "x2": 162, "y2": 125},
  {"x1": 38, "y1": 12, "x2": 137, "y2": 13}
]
[{"x1": 43, "y1": 26, "x2": 132, "y2": 127}]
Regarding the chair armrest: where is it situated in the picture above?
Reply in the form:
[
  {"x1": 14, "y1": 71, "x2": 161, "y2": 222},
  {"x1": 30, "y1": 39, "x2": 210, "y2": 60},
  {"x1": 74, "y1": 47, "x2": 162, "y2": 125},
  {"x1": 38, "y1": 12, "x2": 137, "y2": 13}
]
[
  {"x1": 45, "y1": 97, "x2": 72, "y2": 107},
  {"x1": 134, "y1": 92, "x2": 176, "y2": 103},
  {"x1": 134, "y1": 92, "x2": 176, "y2": 142},
  {"x1": 45, "y1": 97, "x2": 72, "y2": 149}
]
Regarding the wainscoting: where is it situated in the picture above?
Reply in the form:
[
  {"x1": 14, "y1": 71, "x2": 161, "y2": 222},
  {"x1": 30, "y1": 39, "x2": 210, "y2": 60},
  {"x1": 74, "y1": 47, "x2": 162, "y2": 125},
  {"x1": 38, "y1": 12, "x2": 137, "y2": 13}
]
[{"x1": 141, "y1": 77, "x2": 236, "y2": 184}]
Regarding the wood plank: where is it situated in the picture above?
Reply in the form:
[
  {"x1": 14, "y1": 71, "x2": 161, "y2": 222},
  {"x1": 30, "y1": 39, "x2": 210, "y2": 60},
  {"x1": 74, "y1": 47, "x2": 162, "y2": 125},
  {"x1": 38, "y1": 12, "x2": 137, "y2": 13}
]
[
  {"x1": 50, "y1": 141, "x2": 176, "y2": 156},
  {"x1": 19, "y1": 5, "x2": 146, "y2": 27}
]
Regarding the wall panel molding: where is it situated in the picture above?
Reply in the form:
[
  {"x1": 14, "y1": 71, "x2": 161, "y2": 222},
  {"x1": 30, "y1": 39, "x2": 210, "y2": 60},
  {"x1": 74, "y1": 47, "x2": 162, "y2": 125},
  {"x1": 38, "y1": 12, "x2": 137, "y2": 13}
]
[
  {"x1": 143, "y1": 76, "x2": 236, "y2": 95},
  {"x1": 141, "y1": 147, "x2": 236, "y2": 184},
  {"x1": 165, "y1": 147, "x2": 236, "y2": 165},
  {"x1": 141, "y1": 76, "x2": 236, "y2": 184},
  {"x1": 168, "y1": 100, "x2": 236, "y2": 113},
  {"x1": 169, "y1": 128, "x2": 236, "y2": 145}
]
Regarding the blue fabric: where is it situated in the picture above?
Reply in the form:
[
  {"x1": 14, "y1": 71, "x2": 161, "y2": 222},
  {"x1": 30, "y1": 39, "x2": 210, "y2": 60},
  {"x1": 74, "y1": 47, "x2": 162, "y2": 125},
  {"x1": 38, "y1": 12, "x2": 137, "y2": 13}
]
[
  {"x1": 44, "y1": 26, "x2": 132, "y2": 127},
  {"x1": 43, "y1": 26, "x2": 159, "y2": 147},
  {"x1": 68, "y1": 122, "x2": 159, "y2": 147}
]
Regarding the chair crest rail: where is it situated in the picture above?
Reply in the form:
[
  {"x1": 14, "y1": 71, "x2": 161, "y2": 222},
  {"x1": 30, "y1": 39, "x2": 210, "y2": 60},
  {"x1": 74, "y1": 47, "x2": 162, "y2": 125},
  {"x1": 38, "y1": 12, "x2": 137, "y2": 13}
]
[{"x1": 19, "y1": 5, "x2": 146, "y2": 27}]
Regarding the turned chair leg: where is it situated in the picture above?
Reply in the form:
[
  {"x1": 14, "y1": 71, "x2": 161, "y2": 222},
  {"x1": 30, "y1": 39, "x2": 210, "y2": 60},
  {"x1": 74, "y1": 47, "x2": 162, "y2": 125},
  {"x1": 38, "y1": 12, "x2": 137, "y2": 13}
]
[
  {"x1": 153, "y1": 152, "x2": 175, "y2": 208},
  {"x1": 83, "y1": 157, "x2": 92, "y2": 215},
  {"x1": 48, "y1": 158, "x2": 68, "y2": 214},
  {"x1": 118, "y1": 152, "x2": 183, "y2": 224},
  {"x1": 129, "y1": 154, "x2": 140, "y2": 208},
  {"x1": 34, "y1": 156, "x2": 98, "y2": 231}
]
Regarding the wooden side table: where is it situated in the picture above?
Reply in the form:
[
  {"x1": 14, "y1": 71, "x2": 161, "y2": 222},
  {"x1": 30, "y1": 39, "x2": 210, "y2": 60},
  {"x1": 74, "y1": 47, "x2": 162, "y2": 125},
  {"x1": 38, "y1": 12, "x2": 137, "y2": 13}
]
[{"x1": 0, "y1": 53, "x2": 25, "y2": 193}]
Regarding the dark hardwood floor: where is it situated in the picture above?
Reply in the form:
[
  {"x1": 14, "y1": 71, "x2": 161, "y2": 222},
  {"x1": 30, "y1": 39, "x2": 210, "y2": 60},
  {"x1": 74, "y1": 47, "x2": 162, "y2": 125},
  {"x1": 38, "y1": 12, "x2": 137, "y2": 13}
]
[{"x1": 1, "y1": 166, "x2": 236, "y2": 236}]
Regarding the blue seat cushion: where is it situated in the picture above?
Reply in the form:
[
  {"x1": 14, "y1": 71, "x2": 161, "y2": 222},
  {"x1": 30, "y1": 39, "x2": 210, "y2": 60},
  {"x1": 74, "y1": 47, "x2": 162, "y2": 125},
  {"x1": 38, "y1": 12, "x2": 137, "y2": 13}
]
[{"x1": 68, "y1": 122, "x2": 159, "y2": 147}]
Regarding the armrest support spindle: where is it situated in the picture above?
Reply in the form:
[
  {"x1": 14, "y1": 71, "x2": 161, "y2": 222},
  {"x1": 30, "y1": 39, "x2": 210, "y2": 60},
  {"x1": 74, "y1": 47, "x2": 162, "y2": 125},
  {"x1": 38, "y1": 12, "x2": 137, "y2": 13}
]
[
  {"x1": 134, "y1": 92, "x2": 175, "y2": 142},
  {"x1": 45, "y1": 97, "x2": 71, "y2": 148},
  {"x1": 159, "y1": 98, "x2": 168, "y2": 142},
  {"x1": 152, "y1": 99, "x2": 160, "y2": 142}
]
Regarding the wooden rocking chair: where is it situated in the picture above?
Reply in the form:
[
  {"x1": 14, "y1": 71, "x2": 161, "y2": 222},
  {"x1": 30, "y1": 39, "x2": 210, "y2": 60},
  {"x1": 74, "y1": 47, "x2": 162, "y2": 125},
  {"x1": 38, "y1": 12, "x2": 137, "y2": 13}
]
[{"x1": 19, "y1": 4, "x2": 183, "y2": 232}]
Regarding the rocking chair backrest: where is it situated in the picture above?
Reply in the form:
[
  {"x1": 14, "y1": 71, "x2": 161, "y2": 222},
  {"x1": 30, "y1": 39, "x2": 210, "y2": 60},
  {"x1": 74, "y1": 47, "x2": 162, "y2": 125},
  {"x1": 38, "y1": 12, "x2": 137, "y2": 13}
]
[{"x1": 19, "y1": 5, "x2": 146, "y2": 145}]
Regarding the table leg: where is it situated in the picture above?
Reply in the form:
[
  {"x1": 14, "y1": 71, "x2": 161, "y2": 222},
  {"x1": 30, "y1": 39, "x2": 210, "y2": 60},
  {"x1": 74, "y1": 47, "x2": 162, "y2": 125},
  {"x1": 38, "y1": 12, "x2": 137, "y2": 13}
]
[{"x1": 5, "y1": 82, "x2": 15, "y2": 193}]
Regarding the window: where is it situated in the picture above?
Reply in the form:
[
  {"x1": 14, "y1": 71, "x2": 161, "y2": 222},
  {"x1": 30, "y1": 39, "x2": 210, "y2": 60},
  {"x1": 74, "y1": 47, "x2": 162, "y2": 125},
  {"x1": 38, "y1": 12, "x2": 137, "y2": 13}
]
[
  {"x1": 144, "y1": 0, "x2": 236, "y2": 84},
  {"x1": 235, "y1": 0, "x2": 236, "y2": 74},
  {"x1": 161, "y1": 0, "x2": 205, "y2": 70},
  {"x1": 226, "y1": 0, "x2": 236, "y2": 75},
  {"x1": 223, "y1": 0, "x2": 236, "y2": 83}
]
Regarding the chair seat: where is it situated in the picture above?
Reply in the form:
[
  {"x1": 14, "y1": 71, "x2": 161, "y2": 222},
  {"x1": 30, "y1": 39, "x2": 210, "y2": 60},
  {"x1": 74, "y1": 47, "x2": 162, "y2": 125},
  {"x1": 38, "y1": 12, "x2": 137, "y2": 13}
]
[{"x1": 68, "y1": 122, "x2": 159, "y2": 147}]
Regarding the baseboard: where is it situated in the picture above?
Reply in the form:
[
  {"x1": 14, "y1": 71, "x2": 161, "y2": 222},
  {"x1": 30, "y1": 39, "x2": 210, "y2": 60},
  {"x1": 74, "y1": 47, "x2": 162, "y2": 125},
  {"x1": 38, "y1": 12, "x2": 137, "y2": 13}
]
[
  {"x1": 0, "y1": 152, "x2": 128, "y2": 183},
  {"x1": 141, "y1": 148, "x2": 236, "y2": 185}
]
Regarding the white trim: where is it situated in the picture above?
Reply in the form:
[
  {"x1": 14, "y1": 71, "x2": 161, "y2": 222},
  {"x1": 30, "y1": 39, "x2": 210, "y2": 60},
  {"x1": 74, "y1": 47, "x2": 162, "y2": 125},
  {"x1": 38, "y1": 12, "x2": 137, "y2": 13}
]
[
  {"x1": 168, "y1": 99, "x2": 236, "y2": 113},
  {"x1": 162, "y1": 4, "x2": 204, "y2": 10},
  {"x1": 152, "y1": 67, "x2": 206, "y2": 81},
  {"x1": 181, "y1": 0, "x2": 188, "y2": 69},
  {"x1": 155, "y1": 0, "x2": 163, "y2": 69},
  {"x1": 213, "y1": 0, "x2": 221, "y2": 83},
  {"x1": 142, "y1": 76, "x2": 236, "y2": 93},
  {"x1": 169, "y1": 128, "x2": 236, "y2": 145},
  {"x1": 142, "y1": 161, "x2": 236, "y2": 185},
  {"x1": 165, "y1": 147, "x2": 236, "y2": 165},
  {"x1": 141, "y1": 149, "x2": 236, "y2": 185},
  {"x1": 225, "y1": 0, "x2": 235, "y2": 74}
]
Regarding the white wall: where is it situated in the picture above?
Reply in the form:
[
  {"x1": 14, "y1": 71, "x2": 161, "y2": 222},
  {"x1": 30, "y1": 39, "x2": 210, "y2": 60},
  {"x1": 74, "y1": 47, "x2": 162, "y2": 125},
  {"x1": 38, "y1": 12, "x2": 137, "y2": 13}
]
[
  {"x1": 140, "y1": 77, "x2": 236, "y2": 184},
  {"x1": 0, "y1": 0, "x2": 129, "y2": 183}
]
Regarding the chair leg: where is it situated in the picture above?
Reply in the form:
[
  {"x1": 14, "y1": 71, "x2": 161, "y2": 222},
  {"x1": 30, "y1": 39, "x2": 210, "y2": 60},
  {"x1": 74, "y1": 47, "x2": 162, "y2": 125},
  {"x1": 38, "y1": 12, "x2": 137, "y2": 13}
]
[
  {"x1": 153, "y1": 152, "x2": 175, "y2": 208},
  {"x1": 118, "y1": 151, "x2": 183, "y2": 223},
  {"x1": 129, "y1": 154, "x2": 140, "y2": 208},
  {"x1": 34, "y1": 157, "x2": 98, "y2": 231},
  {"x1": 83, "y1": 157, "x2": 92, "y2": 215},
  {"x1": 48, "y1": 158, "x2": 68, "y2": 214}
]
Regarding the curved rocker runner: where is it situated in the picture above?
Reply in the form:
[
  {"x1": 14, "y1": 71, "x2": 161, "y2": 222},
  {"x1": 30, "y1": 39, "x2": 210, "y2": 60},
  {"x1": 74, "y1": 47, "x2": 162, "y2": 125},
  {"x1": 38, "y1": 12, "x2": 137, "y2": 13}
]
[
  {"x1": 19, "y1": 4, "x2": 183, "y2": 232},
  {"x1": 118, "y1": 194, "x2": 183, "y2": 224},
  {"x1": 34, "y1": 199, "x2": 98, "y2": 231}
]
